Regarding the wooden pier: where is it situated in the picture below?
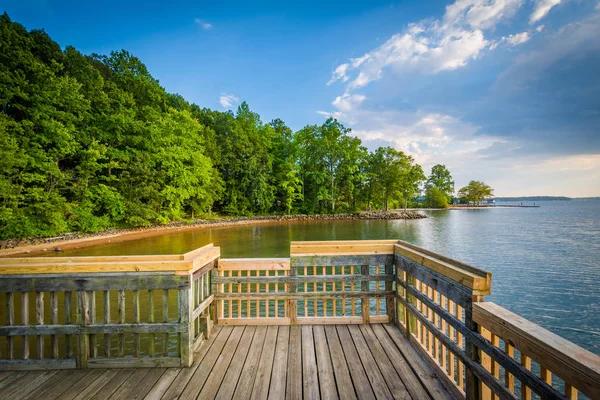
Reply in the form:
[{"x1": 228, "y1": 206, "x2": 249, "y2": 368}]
[{"x1": 0, "y1": 240, "x2": 599, "y2": 399}]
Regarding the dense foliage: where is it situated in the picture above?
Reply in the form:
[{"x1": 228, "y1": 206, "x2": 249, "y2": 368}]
[{"x1": 0, "y1": 14, "x2": 469, "y2": 239}]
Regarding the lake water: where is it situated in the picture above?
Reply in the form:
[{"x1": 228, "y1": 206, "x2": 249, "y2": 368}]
[{"x1": 58, "y1": 199, "x2": 600, "y2": 355}]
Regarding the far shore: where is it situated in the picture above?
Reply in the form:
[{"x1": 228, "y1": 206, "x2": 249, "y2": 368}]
[{"x1": 0, "y1": 210, "x2": 426, "y2": 257}]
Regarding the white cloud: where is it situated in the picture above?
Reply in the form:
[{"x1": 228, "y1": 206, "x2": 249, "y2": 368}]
[
  {"x1": 194, "y1": 18, "x2": 213, "y2": 30},
  {"x1": 536, "y1": 24, "x2": 545, "y2": 32},
  {"x1": 327, "y1": 64, "x2": 349, "y2": 85},
  {"x1": 443, "y1": 0, "x2": 524, "y2": 30},
  {"x1": 530, "y1": 0, "x2": 562, "y2": 24},
  {"x1": 328, "y1": 0, "x2": 525, "y2": 89},
  {"x1": 219, "y1": 94, "x2": 239, "y2": 109},
  {"x1": 506, "y1": 31, "x2": 531, "y2": 45}
]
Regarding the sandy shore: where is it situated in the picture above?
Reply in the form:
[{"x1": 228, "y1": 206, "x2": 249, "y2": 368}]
[{"x1": 0, "y1": 211, "x2": 426, "y2": 257}]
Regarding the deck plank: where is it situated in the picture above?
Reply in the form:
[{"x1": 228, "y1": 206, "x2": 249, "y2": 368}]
[
  {"x1": 268, "y1": 325, "x2": 290, "y2": 399},
  {"x1": 371, "y1": 324, "x2": 432, "y2": 400},
  {"x1": 89, "y1": 368, "x2": 137, "y2": 400},
  {"x1": 382, "y1": 324, "x2": 453, "y2": 400},
  {"x1": 323, "y1": 325, "x2": 356, "y2": 400},
  {"x1": 232, "y1": 325, "x2": 268, "y2": 400},
  {"x1": 3, "y1": 370, "x2": 60, "y2": 399},
  {"x1": 69, "y1": 370, "x2": 121, "y2": 400},
  {"x1": 55, "y1": 369, "x2": 110, "y2": 400},
  {"x1": 161, "y1": 325, "x2": 227, "y2": 400},
  {"x1": 24, "y1": 369, "x2": 91, "y2": 400},
  {"x1": 313, "y1": 325, "x2": 337, "y2": 399},
  {"x1": 0, "y1": 324, "x2": 447, "y2": 400},
  {"x1": 285, "y1": 325, "x2": 303, "y2": 400},
  {"x1": 179, "y1": 326, "x2": 236, "y2": 400},
  {"x1": 110, "y1": 368, "x2": 166, "y2": 400},
  {"x1": 359, "y1": 324, "x2": 410, "y2": 399},
  {"x1": 199, "y1": 326, "x2": 246, "y2": 399},
  {"x1": 0, "y1": 371, "x2": 27, "y2": 391},
  {"x1": 347, "y1": 324, "x2": 394, "y2": 399},
  {"x1": 301, "y1": 325, "x2": 320, "y2": 400},
  {"x1": 336, "y1": 325, "x2": 376, "y2": 400},
  {"x1": 143, "y1": 368, "x2": 180, "y2": 400},
  {"x1": 251, "y1": 325, "x2": 279, "y2": 400},
  {"x1": 215, "y1": 326, "x2": 257, "y2": 400}
]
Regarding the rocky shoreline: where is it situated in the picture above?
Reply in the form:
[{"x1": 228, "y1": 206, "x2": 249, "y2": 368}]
[{"x1": 0, "y1": 211, "x2": 426, "y2": 253}]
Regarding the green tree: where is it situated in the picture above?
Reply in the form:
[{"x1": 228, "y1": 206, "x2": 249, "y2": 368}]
[
  {"x1": 458, "y1": 181, "x2": 494, "y2": 203},
  {"x1": 270, "y1": 119, "x2": 302, "y2": 214},
  {"x1": 424, "y1": 186, "x2": 449, "y2": 208},
  {"x1": 426, "y1": 164, "x2": 454, "y2": 200}
]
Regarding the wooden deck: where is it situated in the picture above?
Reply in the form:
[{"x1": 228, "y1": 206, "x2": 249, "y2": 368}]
[{"x1": 0, "y1": 324, "x2": 452, "y2": 400}]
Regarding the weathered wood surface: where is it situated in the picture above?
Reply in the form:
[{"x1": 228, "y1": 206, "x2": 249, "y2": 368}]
[
  {"x1": 291, "y1": 254, "x2": 394, "y2": 267},
  {"x1": 0, "y1": 244, "x2": 219, "y2": 275},
  {"x1": 394, "y1": 244, "x2": 491, "y2": 293},
  {"x1": 474, "y1": 302, "x2": 600, "y2": 400},
  {"x1": 0, "y1": 273, "x2": 190, "y2": 292},
  {"x1": 213, "y1": 273, "x2": 394, "y2": 284},
  {"x1": 218, "y1": 258, "x2": 290, "y2": 271},
  {"x1": 0, "y1": 324, "x2": 448, "y2": 399}
]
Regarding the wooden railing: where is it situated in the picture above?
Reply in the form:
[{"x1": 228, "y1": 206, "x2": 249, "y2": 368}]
[
  {"x1": 212, "y1": 240, "x2": 397, "y2": 325},
  {"x1": 0, "y1": 244, "x2": 219, "y2": 370},
  {"x1": 1, "y1": 238, "x2": 599, "y2": 400},
  {"x1": 393, "y1": 239, "x2": 600, "y2": 400}
]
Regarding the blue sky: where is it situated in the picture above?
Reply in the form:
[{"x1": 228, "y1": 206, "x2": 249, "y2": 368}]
[{"x1": 4, "y1": 0, "x2": 600, "y2": 196}]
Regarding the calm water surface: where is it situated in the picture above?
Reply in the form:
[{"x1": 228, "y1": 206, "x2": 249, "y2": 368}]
[{"x1": 59, "y1": 199, "x2": 600, "y2": 354}]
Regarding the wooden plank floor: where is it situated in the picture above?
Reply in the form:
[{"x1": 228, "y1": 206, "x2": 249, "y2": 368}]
[{"x1": 0, "y1": 324, "x2": 453, "y2": 400}]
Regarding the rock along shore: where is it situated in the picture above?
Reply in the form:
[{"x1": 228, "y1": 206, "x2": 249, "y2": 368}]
[{"x1": 0, "y1": 211, "x2": 426, "y2": 253}]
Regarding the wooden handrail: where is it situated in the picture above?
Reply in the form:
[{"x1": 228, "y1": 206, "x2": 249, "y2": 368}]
[
  {"x1": 394, "y1": 243, "x2": 491, "y2": 293},
  {"x1": 218, "y1": 258, "x2": 290, "y2": 271},
  {"x1": 473, "y1": 302, "x2": 600, "y2": 400},
  {"x1": 290, "y1": 240, "x2": 396, "y2": 255},
  {"x1": 0, "y1": 244, "x2": 219, "y2": 275}
]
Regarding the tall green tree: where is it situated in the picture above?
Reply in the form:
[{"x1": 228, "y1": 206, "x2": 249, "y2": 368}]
[
  {"x1": 426, "y1": 164, "x2": 454, "y2": 199},
  {"x1": 270, "y1": 119, "x2": 302, "y2": 214}
]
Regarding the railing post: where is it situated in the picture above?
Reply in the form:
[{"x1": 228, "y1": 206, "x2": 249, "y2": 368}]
[
  {"x1": 465, "y1": 295, "x2": 484, "y2": 400},
  {"x1": 179, "y1": 274, "x2": 194, "y2": 367},
  {"x1": 288, "y1": 261, "x2": 298, "y2": 324},
  {"x1": 361, "y1": 265, "x2": 370, "y2": 324},
  {"x1": 76, "y1": 291, "x2": 89, "y2": 368}
]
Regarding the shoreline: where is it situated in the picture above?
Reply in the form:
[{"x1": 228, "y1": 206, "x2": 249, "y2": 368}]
[{"x1": 0, "y1": 210, "x2": 426, "y2": 257}]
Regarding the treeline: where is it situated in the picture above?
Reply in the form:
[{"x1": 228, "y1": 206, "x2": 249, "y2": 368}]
[{"x1": 0, "y1": 14, "x2": 457, "y2": 239}]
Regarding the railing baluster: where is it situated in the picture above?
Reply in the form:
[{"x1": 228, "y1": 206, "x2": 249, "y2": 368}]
[
  {"x1": 520, "y1": 353, "x2": 532, "y2": 400},
  {"x1": 440, "y1": 294, "x2": 448, "y2": 373},
  {"x1": 375, "y1": 265, "x2": 380, "y2": 316},
  {"x1": 133, "y1": 289, "x2": 140, "y2": 357},
  {"x1": 36, "y1": 291, "x2": 44, "y2": 359},
  {"x1": 118, "y1": 290, "x2": 125, "y2": 357},
  {"x1": 104, "y1": 290, "x2": 111, "y2": 357},
  {"x1": 361, "y1": 265, "x2": 370, "y2": 323},
  {"x1": 50, "y1": 291, "x2": 58, "y2": 359},
  {"x1": 163, "y1": 289, "x2": 169, "y2": 356},
  {"x1": 22, "y1": 292, "x2": 29, "y2": 359},
  {"x1": 505, "y1": 343, "x2": 515, "y2": 393},
  {"x1": 350, "y1": 265, "x2": 356, "y2": 317},
  {"x1": 456, "y1": 304, "x2": 465, "y2": 390},
  {"x1": 148, "y1": 289, "x2": 155, "y2": 356},
  {"x1": 64, "y1": 291, "x2": 72, "y2": 358},
  {"x1": 89, "y1": 291, "x2": 96, "y2": 358},
  {"x1": 6, "y1": 292, "x2": 15, "y2": 360},
  {"x1": 565, "y1": 384, "x2": 577, "y2": 400}
]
